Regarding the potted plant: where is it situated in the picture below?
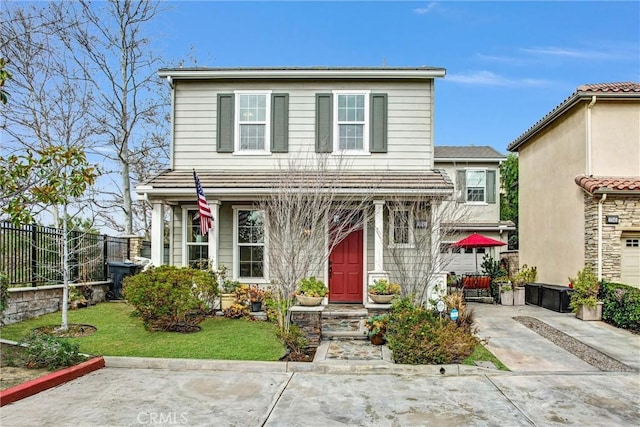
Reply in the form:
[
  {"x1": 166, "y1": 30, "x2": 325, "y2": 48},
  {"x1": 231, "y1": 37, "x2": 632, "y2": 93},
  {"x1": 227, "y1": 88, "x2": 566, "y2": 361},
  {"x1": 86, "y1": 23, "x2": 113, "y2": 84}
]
[
  {"x1": 248, "y1": 286, "x2": 265, "y2": 312},
  {"x1": 220, "y1": 278, "x2": 241, "y2": 310},
  {"x1": 500, "y1": 284, "x2": 513, "y2": 305},
  {"x1": 367, "y1": 278, "x2": 401, "y2": 304},
  {"x1": 512, "y1": 265, "x2": 537, "y2": 306},
  {"x1": 365, "y1": 314, "x2": 390, "y2": 345},
  {"x1": 569, "y1": 265, "x2": 602, "y2": 321},
  {"x1": 295, "y1": 276, "x2": 327, "y2": 306}
]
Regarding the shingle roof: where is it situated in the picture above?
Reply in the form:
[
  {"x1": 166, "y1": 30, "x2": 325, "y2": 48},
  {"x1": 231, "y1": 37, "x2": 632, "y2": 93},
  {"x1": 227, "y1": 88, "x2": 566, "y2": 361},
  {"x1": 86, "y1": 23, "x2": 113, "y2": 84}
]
[
  {"x1": 138, "y1": 170, "x2": 454, "y2": 198},
  {"x1": 508, "y1": 82, "x2": 640, "y2": 152},
  {"x1": 575, "y1": 175, "x2": 640, "y2": 194},
  {"x1": 434, "y1": 146, "x2": 505, "y2": 160}
]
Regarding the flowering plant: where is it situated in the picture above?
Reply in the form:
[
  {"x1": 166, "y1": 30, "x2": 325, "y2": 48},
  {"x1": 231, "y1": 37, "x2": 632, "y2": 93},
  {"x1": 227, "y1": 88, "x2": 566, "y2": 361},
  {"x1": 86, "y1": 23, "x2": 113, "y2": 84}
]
[{"x1": 248, "y1": 286, "x2": 266, "y2": 303}]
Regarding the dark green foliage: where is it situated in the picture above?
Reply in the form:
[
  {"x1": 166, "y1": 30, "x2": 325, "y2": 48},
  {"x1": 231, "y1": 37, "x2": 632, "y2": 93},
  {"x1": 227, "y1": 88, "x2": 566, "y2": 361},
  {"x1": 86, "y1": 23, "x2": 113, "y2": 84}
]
[
  {"x1": 276, "y1": 324, "x2": 307, "y2": 354},
  {"x1": 122, "y1": 265, "x2": 218, "y2": 331},
  {"x1": 20, "y1": 331, "x2": 87, "y2": 370},
  {"x1": 0, "y1": 273, "x2": 9, "y2": 324},
  {"x1": 385, "y1": 298, "x2": 479, "y2": 364},
  {"x1": 499, "y1": 153, "x2": 518, "y2": 249},
  {"x1": 599, "y1": 282, "x2": 640, "y2": 333}
]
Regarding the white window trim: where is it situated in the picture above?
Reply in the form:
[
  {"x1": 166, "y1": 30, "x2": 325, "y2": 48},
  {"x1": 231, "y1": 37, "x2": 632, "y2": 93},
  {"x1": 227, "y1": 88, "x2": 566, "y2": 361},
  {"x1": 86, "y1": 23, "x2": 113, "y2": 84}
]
[
  {"x1": 233, "y1": 90, "x2": 272, "y2": 156},
  {"x1": 388, "y1": 207, "x2": 415, "y2": 249},
  {"x1": 332, "y1": 90, "x2": 370, "y2": 155},
  {"x1": 464, "y1": 168, "x2": 489, "y2": 206},
  {"x1": 232, "y1": 205, "x2": 269, "y2": 283},
  {"x1": 182, "y1": 206, "x2": 209, "y2": 267}
]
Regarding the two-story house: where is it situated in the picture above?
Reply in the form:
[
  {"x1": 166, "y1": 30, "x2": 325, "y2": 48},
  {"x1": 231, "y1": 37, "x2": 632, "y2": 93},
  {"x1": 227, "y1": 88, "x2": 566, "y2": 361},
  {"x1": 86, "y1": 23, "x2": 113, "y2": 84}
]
[
  {"x1": 137, "y1": 67, "x2": 456, "y2": 304},
  {"x1": 508, "y1": 82, "x2": 640, "y2": 288},
  {"x1": 434, "y1": 146, "x2": 514, "y2": 275}
]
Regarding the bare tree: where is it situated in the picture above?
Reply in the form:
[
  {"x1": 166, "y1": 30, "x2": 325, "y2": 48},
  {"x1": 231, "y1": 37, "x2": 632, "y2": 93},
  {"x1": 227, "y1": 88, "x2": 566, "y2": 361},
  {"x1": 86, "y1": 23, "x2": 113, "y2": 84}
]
[
  {"x1": 257, "y1": 154, "x2": 378, "y2": 334},
  {"x1": 60, "y1": 0, "x2": 169, "y2": 235},
  {"x1": 379, "y1": 184, "x2": 469, "y2": 306}
]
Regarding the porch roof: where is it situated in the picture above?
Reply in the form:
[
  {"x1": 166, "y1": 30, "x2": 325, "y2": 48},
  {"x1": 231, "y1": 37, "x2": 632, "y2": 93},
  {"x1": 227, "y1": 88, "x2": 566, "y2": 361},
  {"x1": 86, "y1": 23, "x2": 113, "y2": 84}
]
[
  {"x1": 137, "y1": 169, "x2": 454, "y2": 199},
  {"x1": 575, "y1": 175, "x2": 640, "y2": 195}
]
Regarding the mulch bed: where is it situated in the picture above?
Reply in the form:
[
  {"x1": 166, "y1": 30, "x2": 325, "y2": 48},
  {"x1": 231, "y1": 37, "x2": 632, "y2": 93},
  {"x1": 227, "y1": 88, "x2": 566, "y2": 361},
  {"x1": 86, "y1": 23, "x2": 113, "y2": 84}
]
[
  {"x1": 280, "y1": 347, "x2": 316, "y2": 362},
  {"x1": 32, "y1": 324, "x2": 97, "y2": 338}
]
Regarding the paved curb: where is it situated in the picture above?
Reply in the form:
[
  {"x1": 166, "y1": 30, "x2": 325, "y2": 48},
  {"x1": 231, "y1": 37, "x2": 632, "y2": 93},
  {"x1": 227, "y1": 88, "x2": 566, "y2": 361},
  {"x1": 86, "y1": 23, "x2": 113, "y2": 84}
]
[
  {"x1": 0, "y1": 356, "x2": 105, "y2": 407},
  {"x1": 103, "y1": 355, "x2": 504, "y2": 376}
]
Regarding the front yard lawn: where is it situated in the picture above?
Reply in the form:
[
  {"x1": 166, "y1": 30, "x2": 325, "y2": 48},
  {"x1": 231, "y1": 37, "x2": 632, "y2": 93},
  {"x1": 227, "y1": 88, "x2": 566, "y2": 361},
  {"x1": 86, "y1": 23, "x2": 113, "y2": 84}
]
[{"x1": 0, "y1": 303, "x2": 285, "y2": 361}]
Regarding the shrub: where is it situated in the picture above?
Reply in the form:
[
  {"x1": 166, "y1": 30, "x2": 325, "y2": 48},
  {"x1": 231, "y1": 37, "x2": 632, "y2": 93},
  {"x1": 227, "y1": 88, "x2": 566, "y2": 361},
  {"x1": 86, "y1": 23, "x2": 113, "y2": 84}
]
[
  {"x1": 223, "y1": 303, "x2": 249, "y2": 319},
  {"x1": 569, "y1": 264, "x2": 599, "y2": 312},
  {"x1": 385, "y1": 298, "x2": 478, "y2": 364},
  {"x1": 599, "y1": 281, "x2": 640, "y2": 333},
  {"x1": 20, "y1": 331, "x2": 87, "y2": 370},
  {"x1": 122, "y1": 265, "x2": 217, "y2": 331},
  {"x1": 0, "y1": 273, "x2": 9, "y2": 324},
  {"x1": 513, "y1": 264, "x2": 537, "y2": 287},
  {"x1": 276, "y1": 324, "x2": 307, "y2": 354}
]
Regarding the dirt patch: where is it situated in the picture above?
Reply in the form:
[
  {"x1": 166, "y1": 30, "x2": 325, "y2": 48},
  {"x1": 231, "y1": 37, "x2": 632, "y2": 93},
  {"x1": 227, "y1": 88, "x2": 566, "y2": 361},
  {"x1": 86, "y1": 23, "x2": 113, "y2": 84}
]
[
  {"x1": 0, "y1": 343, "x2": 50, "y2": 391},
  {"x1": 280, "y1": 347, "x2": 317, "y2": 362}
]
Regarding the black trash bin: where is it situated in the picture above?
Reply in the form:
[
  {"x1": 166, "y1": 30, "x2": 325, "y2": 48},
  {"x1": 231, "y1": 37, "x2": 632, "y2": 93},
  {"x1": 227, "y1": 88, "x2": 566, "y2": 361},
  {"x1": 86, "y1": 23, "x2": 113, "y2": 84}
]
[{"x1": 107, "y1": 262, "x2": 142, "y2": 300}]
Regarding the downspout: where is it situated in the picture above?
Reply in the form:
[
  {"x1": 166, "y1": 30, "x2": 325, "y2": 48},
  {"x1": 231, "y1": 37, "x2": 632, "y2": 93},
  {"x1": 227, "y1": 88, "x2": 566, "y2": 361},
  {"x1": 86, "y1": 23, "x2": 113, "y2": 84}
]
[
  {"x1": 586, "y1": 96, "x2": 596, "y2": 176},
  {"x1": 597, "y1": 193, "x2": 606, "y2": 282}
]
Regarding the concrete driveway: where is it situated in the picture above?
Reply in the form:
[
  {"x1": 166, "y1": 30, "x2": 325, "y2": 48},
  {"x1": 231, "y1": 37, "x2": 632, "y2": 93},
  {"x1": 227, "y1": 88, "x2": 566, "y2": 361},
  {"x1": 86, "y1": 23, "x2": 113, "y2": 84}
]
[{"x1": 1, "y1": 303, "x2": 639, "y2": 426}]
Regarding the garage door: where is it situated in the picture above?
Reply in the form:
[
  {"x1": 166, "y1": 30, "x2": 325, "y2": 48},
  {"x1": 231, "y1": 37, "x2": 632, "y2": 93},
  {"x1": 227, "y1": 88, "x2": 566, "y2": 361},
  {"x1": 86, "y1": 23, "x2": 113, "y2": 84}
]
[
  {"x1": 440, "y1": 246, "x2": 485, "y2": 275},
  {"x1": 621, "y1": 237, "x2": 640, "y2": 288}
]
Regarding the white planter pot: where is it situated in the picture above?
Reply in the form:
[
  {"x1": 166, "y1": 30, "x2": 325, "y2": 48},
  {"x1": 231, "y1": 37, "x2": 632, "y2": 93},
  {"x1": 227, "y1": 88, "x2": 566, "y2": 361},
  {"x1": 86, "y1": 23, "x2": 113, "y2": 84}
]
[
  {"x1": 368, "y1": 293, "x2": 395, "y2": 304},
  {"x1": 296, "y1": 295, "x2": 324, "y2": 306},
  {"x1": 513, "y1": 287, "x2": 526, "y2": 306},
  {"x1": 576, "y1": 302, "x2": 603, "y2": 321},
  {"x1": 500, "y1": 290, "x2": 514, "y2": 305}
]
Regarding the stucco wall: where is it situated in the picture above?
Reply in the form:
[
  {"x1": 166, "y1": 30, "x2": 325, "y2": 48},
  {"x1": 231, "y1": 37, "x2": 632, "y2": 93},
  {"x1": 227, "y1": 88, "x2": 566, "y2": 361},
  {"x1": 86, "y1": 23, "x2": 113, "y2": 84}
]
[
  {"x1": 518, "y1": 106, "x2": 587, "y2": 284},
  {"x1": 591, "y1": 101, "x2": 640, "y2": 176}
]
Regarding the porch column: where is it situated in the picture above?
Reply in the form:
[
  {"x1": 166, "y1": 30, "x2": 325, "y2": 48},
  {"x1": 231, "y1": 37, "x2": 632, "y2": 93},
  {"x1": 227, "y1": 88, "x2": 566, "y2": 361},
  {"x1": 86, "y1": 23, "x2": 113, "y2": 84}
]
[
  {"x1": 150, "y1": 201, "x2": 164, "y2": 266},
  {"x1": 430, "y1": 200, "x2": 441, "y2": 273},
  {"x1": 373, "y1": 200, "x2": 385, "y2": 272},
  {"x1": 209, "y1": 200, "x2": 220, "y2": 269}
]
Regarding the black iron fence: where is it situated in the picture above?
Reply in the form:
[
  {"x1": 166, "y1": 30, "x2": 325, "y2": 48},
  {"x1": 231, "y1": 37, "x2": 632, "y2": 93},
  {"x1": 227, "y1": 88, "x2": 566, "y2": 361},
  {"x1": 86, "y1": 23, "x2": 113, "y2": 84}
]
[{"x1": 0, "y1": 222, "x2": 131, "y2": 287}]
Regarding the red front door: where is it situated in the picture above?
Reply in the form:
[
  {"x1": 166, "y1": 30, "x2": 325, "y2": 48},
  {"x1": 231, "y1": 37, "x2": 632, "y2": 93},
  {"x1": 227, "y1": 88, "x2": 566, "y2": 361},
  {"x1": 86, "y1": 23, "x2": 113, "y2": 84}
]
[{"x1": 329, "y1": 229, "x2": 363, "y2": 303}]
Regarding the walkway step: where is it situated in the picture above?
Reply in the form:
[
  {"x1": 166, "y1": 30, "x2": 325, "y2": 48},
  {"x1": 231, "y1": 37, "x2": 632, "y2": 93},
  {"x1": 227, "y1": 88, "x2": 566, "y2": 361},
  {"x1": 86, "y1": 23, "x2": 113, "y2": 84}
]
[{"x1": 322, "y1": 331, "x2": 368, "y2": 340}]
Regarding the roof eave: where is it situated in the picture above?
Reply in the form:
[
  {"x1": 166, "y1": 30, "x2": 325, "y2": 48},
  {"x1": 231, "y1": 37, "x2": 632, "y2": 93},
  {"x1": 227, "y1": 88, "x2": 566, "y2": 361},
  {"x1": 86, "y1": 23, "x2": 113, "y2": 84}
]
[
  {"x1": 158, "y1": 68, "x2": 446, "y2": 80},
  {"x1": 434, "y1": 157, "x2": 505, "y2": 163}
]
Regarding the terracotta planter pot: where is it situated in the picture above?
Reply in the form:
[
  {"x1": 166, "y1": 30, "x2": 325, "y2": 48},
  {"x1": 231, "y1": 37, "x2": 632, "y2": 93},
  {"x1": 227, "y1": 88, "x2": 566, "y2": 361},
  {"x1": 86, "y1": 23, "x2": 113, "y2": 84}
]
[
  {"x1": 296, "y1": 295, "x2": 324, "y2": 306},
  {"x1": 368, "y1": 294, "x2": 395, "y2": 304},
  {"x1": 370, "y1": 333, "x2": 385, "y2": 345}
]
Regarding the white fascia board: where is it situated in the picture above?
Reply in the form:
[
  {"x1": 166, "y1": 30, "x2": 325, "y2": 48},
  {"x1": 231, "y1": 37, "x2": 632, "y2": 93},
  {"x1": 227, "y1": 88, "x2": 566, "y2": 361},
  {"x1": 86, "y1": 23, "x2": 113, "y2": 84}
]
[
  {"x1": 434, "y1": 157, "x2": 505, "y2": 163},
  {"x1": 158, "y1": 68, "x2": 446, "y2": 80},
  {"x1": 136, "y1": 187, "x2": 453, "y2": 197}
]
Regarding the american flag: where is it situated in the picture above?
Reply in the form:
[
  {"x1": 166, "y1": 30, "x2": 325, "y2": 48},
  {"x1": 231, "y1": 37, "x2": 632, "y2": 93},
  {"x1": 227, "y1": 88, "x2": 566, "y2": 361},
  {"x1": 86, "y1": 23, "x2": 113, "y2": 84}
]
[{"x1": 193, "y1": 170, "x2": 213, "y2": 236}]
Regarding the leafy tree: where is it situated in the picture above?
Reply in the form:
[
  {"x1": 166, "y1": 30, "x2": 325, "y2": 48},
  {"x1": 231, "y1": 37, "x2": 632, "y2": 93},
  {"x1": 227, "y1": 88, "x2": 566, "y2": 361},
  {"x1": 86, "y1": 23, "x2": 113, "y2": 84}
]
[
  {"x1": 0, "y1": 57, "x2": 10, "y2": 104},
  {"x1": 500, "y1": 153, "x2": 518, "y2": 249}
]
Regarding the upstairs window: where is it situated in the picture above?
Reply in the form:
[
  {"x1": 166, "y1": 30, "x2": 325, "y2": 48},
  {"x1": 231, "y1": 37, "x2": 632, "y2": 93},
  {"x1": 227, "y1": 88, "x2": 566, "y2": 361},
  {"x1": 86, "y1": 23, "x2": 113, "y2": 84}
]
[
  {"x1": 236, "y1": 92, "x2": 270, "y2": 153},
  {"x1": 333, "y1": 91, "x2": 370, "y2": 153},
  {"x1": 456, "y1": 169, "x2": 497, "y2": 204}
]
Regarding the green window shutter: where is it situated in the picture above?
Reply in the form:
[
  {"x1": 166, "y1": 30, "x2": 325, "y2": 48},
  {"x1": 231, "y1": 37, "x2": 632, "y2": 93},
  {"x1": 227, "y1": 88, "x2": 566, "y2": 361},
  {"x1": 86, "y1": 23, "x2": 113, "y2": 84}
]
[
  {"x1": 486, "y1": 170, "x2": 497, "y2": 204},
  {"x1": 456, "y1": 170, "x2": 466, "y2": 203},
  {"x1": 271, "y1": 93, "x2": 289, "y2": 153},
  {"x1": 217, "y1": 93, "x2": 234, "y2": 153},
  {"x1": 369, "y1": 93, "x2": 388, "y2": 153},
  {"x1": 315, "y1": 93, "x2": 333, "y2": 153}
]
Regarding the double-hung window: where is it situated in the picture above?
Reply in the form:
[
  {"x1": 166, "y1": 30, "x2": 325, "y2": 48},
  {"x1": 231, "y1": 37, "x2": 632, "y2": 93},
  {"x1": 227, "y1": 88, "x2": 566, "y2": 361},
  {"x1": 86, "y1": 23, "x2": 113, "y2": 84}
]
[
  {"x1": 184, "y1": 208, "x2": 208, "y2": 268},
  {"x1": 234, "y1": 208, "x2": 266, "y2": 280},
  {"x1": 389, "y1": 208, "x2": 413, "y2": 247},
  {"x1": 334, "y1": 91, "x2": 369, "y2": 153},
  {"x1": 456, "y1": 169, "x2": 497, "y2": 204},
  {"x1": 236, "y1": 92, "x2": 270, "y2": 154}
]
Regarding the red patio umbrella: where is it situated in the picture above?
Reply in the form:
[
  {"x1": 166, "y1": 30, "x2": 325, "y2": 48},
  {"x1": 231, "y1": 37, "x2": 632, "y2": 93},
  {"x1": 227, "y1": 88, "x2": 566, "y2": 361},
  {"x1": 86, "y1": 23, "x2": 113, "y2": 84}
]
[{"x1": 453, "y1": 233, "x2": 506, "y2": 272}]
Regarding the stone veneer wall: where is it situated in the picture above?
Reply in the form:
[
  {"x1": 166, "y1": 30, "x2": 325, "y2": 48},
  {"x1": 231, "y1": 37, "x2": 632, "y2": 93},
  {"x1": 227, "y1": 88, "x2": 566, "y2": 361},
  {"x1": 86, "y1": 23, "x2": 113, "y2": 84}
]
[
  {"x1": 2, "y1": 282, "x2": 111, "y2": 325},
  {"x1": 289, "y1": 306, "x2": 323, "y2": 348},
  {"x1": 584, "y1": 194, "x2": 640, "y2": 283}
]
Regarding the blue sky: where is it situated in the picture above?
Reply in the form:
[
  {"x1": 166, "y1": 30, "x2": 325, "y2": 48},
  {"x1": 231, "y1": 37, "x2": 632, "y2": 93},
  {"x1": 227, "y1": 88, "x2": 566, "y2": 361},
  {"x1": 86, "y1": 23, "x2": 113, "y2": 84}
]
[{"x1": 155, "y1": 1, "x2": 640, "y2": 154}]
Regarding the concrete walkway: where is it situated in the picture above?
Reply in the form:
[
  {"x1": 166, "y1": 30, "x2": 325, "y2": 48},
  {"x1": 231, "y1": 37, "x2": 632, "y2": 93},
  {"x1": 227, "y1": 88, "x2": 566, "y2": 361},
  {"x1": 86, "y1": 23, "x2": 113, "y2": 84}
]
[{"x1": 1, "y1": 303, "x2": 639, "y2": 426}]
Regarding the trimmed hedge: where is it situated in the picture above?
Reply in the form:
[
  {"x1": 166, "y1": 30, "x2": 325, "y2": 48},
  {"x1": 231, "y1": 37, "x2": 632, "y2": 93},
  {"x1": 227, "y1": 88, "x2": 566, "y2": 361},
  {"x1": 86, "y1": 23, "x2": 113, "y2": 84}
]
[{"x1": 599, "y1": 281, "x2": 640, "y2": 333}]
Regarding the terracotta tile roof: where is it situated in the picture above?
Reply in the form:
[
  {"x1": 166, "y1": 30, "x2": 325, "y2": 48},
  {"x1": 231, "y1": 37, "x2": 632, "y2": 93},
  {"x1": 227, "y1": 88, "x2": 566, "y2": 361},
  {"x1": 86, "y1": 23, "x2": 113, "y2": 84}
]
[
  {"x1": 435, "y1": 146, "x2": 505, "y2": 160},
  {"x1": 508, "y1": 82, "x2": 640, "y2": 152},
  {"x1": 575, "y1": 175, "x2": 640, "y2": 194},
  {"x1": 138, "y1": 169, "x2": 454, "y2": 198}
]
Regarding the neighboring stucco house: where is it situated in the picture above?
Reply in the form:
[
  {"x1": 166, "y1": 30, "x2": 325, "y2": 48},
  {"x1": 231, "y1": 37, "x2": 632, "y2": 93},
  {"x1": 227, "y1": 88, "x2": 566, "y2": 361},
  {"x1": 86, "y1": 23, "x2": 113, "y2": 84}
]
[
  {"x1": 137, "y1": 67, "x2": 458, "y2": 304},
  {"x1": 508, "y1": 82, "x2": 640, "y2": 287},
  {"x1": 434, "y1": 146, "x2": 514, "y2": 275}
]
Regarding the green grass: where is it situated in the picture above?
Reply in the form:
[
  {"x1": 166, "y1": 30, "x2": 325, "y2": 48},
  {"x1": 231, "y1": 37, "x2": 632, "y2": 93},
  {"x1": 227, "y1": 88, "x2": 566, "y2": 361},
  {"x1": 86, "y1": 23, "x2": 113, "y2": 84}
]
[
  {"x1": 0, "y1": 303, "x2": 285, "y2": 361},
  {"x1": 462, "y1": 343, "x2": 509, "y2": 370}
]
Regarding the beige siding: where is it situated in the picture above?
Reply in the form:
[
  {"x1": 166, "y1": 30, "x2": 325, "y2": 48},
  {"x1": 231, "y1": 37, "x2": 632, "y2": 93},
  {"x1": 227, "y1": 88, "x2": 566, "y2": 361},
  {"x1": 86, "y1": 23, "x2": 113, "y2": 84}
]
[
  {"x1": 172, "y1": 80, "x2": 434, "y2": 171},
  {"x1": 591, "y1": 101, "x2": 640, "y2": 176},
  {"x1": 518, "y1": 107, "x2": 587, "y2": 284}
]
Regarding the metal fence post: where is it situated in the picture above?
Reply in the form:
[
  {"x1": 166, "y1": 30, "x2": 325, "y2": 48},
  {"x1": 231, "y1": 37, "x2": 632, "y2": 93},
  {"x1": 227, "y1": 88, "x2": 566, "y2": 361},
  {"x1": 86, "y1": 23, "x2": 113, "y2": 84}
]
[{"x1": 31, "y1": 224, "x2": 37, "y2": 287}]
